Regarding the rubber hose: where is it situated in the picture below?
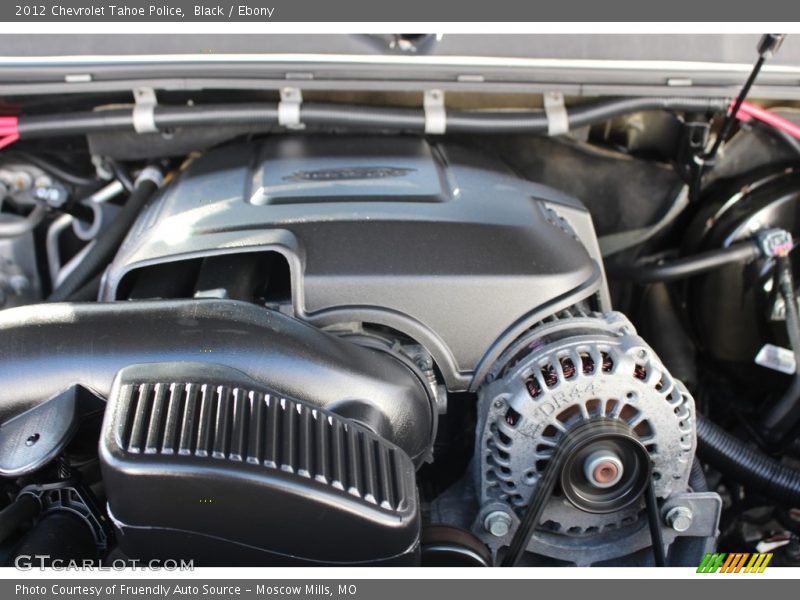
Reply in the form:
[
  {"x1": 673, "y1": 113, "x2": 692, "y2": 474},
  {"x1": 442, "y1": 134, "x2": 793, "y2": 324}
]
[
  {"x1": 695, "y1": 414, "x2": 800, "y2": 506},
  {"x1": 761, "y1": 254, "x2": 800, "y2": 440},
  {"x1": 566, "y1": 97, "x2": 728, "y2": 129},
  {"x1": 447, "y1": 97, "x2": 728, "y2": 133},
  {"x1": 14, "y1": 97, "x2": 728, "y2": 139},
  {"x1": 106, "y1": 159, "x2": 134, "y2": 194},
  {"x1": 301, "y1": 104, "x2": 425, "y2": 130},
  {"x1": 0, "y1": 495, "x2": 40, "y2": 544},
  {"x1": 689, "y1": 459, "x2": 709, "y2": 493},
  {"x1": 18, "y1": 109, "x2": 134, "y2": 137},
  {"x1": 154, "y1": 103, "x2": 280, "y2": 128},
  {"x1": 6, "y1": 511, "x2": 98, "y2": 566},
  {"x1": 48, "y1": 173, "x2": 159, "y2": 301},
  {"x1": 66, "y1": 272, "x2": 103, "y2": 302},
  {"x1": 301, "y1": 98, "x2": 726, "y2": 133},
  {"x1": 608, "y1": 241, "x2": 761, "y2": 283}
]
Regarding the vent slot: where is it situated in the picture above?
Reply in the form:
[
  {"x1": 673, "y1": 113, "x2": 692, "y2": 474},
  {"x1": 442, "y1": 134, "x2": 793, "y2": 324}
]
[{"x1": 116, "y1": 381, "x2": 406, "y2": 512}]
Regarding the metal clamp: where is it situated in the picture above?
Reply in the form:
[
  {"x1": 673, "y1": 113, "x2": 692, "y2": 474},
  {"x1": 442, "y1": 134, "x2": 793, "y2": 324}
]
[
  {"x1": 132, "y1": 87, "x2": 158, "y2": 134},
  {"x1": 544, "y1": 91, "x2": 569, "y2": 136},
  {"x1": 424, "y1": 90, "x2": 446, "y2": 135},
  {"x1": 135, "y1": 166, "x2": 165, "y2": 189},
  {"x1": 278, "y1": 87, "x2": 305, "y2": 130}
]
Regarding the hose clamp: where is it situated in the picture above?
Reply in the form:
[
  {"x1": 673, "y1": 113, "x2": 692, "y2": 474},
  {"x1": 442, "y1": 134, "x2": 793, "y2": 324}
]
[
  {"x1": 278, "y1": 87, "x2": 305, "y2": 130},
  {"x1": 135, "y1": 166, "x2": 165, "y2": 189},
  {"x1": 544, "y1": 91, "x2": 569, "y2": 136},
  {"x1": 132, "y1": 87, "x2": 158, "y2": 134},
  {"x1": 424, "y1": 90, "x2": 446, "y2": 135}
]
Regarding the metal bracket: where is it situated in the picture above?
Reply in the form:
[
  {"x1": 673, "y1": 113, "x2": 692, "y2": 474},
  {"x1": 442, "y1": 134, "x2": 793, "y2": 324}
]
[
  {"x1": 132, "y1": 87, "x2": 158, "y2": 134},
  {"x1": 661, "y1": 491, "x2": 722, "y2": 539},
  {"x1": 424, "y1": 89, "x2": 446, "y2": 135},
  {"x1": 278, "y1": 87, "x2": 305, "y2": 130},
  {"x1": 544, "y1": 91, "x2": 569, "y2": 136}
]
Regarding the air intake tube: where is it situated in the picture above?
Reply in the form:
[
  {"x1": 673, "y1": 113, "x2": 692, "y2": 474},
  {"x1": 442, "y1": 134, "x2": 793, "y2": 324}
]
[{"x1": 0, "y1": 300, "x2": 435, "y2": 465}]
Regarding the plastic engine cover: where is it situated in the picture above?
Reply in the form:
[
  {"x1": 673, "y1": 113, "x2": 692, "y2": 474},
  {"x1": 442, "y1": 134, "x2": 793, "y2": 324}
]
[
  {"x1": 100, "y1": 363, "x2": 420, "y2": 566},
  {"x1": 101, "y1": 136, "x2": 607, "y2": 391}
]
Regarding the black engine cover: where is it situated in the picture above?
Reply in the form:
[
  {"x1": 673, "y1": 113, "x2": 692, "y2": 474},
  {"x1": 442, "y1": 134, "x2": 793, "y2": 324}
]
[
  {"x1": 101, "y1": 136, "x2": 607, "y2": 391},
  {"x1": 100, "y1": 363, "x2": 420, "y2": 566}
]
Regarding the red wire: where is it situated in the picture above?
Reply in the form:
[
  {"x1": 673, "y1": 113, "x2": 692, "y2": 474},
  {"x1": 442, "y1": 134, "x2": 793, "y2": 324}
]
[
  {"x1": 0, "y1": 134, "x2": 19, "y2": 149},
  {"x1": 734, "y1": 100, "x2": 800, "y2": 141},
  {"x1": 0, "y1": 116, "x2": 19, "y2": 149}
]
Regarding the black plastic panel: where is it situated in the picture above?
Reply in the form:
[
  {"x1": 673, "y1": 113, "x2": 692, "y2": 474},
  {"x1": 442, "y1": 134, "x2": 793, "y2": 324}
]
[
  {"x1": 102, "y1": 136, "x2": 606, "y2": 390},
  {"x1": 0, "y1": 299, "x2": 434, "y2": 465},
  {"x1": 101, "y1": 363, "x2": 420, "y2": 566}
]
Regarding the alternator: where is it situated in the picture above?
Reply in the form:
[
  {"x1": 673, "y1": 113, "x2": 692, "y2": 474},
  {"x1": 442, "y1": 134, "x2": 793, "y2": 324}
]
[{"x1": 475, "y1": 310, "x2": 708, "y2": 565}]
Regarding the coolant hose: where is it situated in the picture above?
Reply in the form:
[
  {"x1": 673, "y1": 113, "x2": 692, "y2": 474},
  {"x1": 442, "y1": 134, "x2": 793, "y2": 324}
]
[
  {"x1": 14, "y1": 97, "x2": 728, "y2": 139},
  {"x1": 696, "y1": 414, "x2": 800, "y2": 506},
  {"x1": 47, "y1": 168, "x2": 162, "y2": 301}
]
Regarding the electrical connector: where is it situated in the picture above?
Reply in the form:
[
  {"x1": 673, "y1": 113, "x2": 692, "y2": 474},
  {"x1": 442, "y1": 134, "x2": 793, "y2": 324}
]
[{"x1": 756, "y1": 228, "x2": 794, "y2": 258}]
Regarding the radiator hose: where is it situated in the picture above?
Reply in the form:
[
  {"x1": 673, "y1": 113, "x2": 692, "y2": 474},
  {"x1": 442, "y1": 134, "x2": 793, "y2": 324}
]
[{"x1": 696, "y1": 414, "x2": 800, "y2": 506}]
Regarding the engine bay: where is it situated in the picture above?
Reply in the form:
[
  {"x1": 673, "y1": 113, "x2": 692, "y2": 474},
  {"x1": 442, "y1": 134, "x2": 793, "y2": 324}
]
[{"x1": 1, "y1": 34, "x2": 800, "y2": 568}]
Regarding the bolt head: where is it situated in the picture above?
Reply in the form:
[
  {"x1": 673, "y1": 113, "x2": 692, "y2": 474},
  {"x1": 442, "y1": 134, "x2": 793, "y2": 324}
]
[
  {"x1": 583, "y1": 449, "x2": 624, "y2": 489},
  {"x1": 484, "y1": 510, "x2": 512, "y2": 537},
  {"x1": 665, "y1": 506, "x2": 693, "y2": 532},
  {"x1": 12, "y1": 171, "x2": 32, "y2": 191}
]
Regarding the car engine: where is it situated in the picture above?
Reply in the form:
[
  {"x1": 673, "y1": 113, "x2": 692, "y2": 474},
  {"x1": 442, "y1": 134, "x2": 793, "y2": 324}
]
[{"x1": 1, "y1": 33, "x2": 799, "y2": 568}]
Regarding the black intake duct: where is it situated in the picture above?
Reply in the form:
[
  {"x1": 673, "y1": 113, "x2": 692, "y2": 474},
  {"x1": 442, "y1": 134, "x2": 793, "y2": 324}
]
[
  {"x1": 0, "y1": 299, "x2": 435, "y2": 466},
  {"x1": 99, "y1": 362, "x2": 422, "y2": 566}
]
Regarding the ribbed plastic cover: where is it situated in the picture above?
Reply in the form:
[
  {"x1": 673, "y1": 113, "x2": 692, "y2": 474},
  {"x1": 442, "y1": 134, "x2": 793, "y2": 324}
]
[
  {"x1": 100, "y1": 363, "x2": 420, "y2": 565},
  {"x1": 119, "y1": 379, "x2": 408, "y2": 510}
]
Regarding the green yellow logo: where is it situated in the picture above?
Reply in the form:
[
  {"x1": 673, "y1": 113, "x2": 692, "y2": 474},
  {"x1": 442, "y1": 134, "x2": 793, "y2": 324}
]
[{"x1": 697, "y1": 552, "x2": 772, "y2": 573}]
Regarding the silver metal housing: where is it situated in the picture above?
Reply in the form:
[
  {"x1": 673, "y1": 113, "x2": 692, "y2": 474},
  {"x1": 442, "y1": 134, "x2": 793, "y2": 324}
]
[{"x1": 475, "y1": 310, "x2": 701, "y2": 565}]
